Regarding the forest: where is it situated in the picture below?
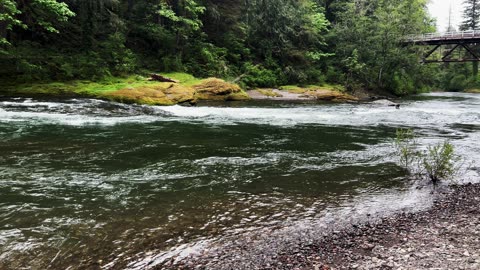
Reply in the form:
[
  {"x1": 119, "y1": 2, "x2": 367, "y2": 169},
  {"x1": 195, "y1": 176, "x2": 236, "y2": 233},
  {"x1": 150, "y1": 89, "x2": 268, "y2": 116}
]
[{"x1": 0, "y1": 0, "x2": 479, "y2": 95}]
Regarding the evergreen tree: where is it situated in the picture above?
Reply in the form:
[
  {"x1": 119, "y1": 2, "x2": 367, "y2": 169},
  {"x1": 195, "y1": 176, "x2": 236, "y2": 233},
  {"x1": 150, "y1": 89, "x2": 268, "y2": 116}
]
[
  {"x1": 0, "y1": 0, "x2": 451, "y2": 93},
  {"x1": 460, "y1": 0, "x2": 480, "y2": 30},
  {"x1": 460, "y1": 0, "x2": 480, "y2": 78}
]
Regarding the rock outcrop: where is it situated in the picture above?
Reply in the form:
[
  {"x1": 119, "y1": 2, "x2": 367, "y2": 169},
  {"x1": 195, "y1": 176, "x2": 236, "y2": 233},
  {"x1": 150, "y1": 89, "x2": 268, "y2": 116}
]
[
  {"x1": 193, "y1": 78, "x2": 250, "y2": 101},
  {"x1": 102, "y1": 78, "x2": 250, "y2": 105},
  {"x1": 303, "y1": 89, "x2": 358, "y2": 102},
  {"x1": 102, "y1": 84, "x2": 196, "y2": 105},
  {"x1": 249, "y1": 86, "x2": 358, "y2": 102}
]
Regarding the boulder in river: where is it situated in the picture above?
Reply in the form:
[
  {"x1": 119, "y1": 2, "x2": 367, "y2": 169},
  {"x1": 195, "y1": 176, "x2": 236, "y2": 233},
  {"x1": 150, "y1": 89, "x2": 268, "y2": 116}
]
[
  {"x1": 304, "y1": 89, "x2": 358, "y2": 102},
  {"x1": 102, "y1": 84, "x2": 196, "y2": 105},
  {"x1": 371, "y1": 99, "x2": 400, "y2": 108},
  {"x1": 193, "y1": 78, "x2": 250, "y2": 101}
]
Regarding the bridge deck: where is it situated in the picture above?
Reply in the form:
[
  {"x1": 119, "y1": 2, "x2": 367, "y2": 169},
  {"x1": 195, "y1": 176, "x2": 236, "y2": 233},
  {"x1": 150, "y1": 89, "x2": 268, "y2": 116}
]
[{"x1": 405, "y1": 30, "x2": 480, "y2": 45}]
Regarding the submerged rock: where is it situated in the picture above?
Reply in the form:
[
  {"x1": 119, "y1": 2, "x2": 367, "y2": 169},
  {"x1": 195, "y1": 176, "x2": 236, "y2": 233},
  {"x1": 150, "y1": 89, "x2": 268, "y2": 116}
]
[{"x1": 371, "y1": 99, "x2": 399, "y2": 107}]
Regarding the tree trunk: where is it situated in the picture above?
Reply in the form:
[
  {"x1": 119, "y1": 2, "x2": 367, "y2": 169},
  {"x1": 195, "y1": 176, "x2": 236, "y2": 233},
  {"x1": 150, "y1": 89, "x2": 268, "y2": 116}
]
[
  {"x1": 473, "y1": 62, "x2": 479, "y2": 78},
  {"x1": 0, "y1": 21, "x2": 7, "y2": 44}
]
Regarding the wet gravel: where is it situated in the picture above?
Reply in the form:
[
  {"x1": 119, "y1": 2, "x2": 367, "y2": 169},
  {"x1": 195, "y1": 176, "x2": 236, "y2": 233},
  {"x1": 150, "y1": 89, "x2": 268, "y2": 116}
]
[{"x1": 162, "y1": 183, "x2": 480, "y2": 270}]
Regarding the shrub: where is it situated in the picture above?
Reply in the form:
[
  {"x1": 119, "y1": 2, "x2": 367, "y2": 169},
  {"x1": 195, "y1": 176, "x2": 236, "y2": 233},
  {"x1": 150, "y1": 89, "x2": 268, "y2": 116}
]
[
  {"x1": 422, "y1": 141, "x2": 460, "y2": 185},
  {"x1": 240, "y1": 63, "x2": 279, "y2": 88},
  {"x1": 394, "y1": 128, "x2": 418, "y2": 171},
  {"x1": 99, "y1": 33, "x2": 138, "y2": 75},
  {"x1": 448, "y1": 74, "x2": 467, "y2": 92},
  {"x1": 392, "y1": 72, "x2": 415, "y2": 96},
  {"x1": 394, "y1": 128, "x2": 461, "y2": 185}
]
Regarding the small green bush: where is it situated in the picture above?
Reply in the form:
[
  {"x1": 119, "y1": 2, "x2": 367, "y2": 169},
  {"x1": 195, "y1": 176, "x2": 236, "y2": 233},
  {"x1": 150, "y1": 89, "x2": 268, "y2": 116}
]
[
  {"x1": 392, "y1": 71, "x2": 415, "y2": 96},
  {"x1": 394, "y1": 128, "x2": 418, "y2": 171},
  {"x1": 422, "y1": 141, "x2": 460, "y2": 184},
  {"x1": 448, "y1": 74, "x2": 468, "y2": 92},
  {"x1": 240, "y1": 63, "x2": 280, "y2": 88},
  {"x1": 99, "y1": 33, "x2": 138, "y2": 75},
  {"x1": 394, "y1": 128, "x2": 461, "y2": 185}
]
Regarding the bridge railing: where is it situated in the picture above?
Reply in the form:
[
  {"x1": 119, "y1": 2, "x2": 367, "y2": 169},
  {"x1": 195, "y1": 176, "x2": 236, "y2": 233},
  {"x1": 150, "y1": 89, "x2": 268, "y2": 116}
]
[{"x1": 405, "y1": 30, "x2": 480, "y2": 42}]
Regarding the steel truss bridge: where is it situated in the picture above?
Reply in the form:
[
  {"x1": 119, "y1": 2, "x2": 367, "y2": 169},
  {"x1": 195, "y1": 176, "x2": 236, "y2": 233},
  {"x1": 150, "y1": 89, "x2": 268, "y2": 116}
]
[{"x1": 404, "y1": 30, "x2": 480, "y2": 63}]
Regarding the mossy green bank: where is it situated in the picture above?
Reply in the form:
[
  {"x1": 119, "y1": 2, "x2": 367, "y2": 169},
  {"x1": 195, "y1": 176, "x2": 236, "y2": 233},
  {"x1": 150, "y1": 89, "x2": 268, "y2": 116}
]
[{"x1": 0, "y1": 73, "x2": 250, "y2": 105}]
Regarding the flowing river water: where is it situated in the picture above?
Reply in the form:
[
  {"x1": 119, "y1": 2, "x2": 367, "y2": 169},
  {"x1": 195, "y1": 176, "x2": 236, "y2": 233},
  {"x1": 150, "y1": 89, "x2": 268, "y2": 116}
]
[{"x1": 0, "y1": 92, "x2": 479, "y2": 269}]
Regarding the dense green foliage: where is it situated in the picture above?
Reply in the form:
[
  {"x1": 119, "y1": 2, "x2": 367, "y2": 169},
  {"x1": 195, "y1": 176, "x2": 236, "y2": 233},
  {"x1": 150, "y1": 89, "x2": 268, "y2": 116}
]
[
  {"x1": 0, "y1": 0, "x2": 478, "y2": 93},
  {"x1": 330, "y1": 0, "x2": 436, "y2": 94}
]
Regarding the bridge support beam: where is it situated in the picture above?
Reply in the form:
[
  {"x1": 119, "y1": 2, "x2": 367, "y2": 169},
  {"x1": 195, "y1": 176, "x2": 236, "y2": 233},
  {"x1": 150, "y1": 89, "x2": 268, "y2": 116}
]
[
  {"x1": 422, "y1": 43, "x2": 480, "y2": 64},
  {"x1": 442, "y1": 44, "x2": 461, "y2": 61},
  {"x1": 422, "y1": 45, "x2": 440, "y2": 62},
  {"x1": 461, "y1": 44, "x2": 480, "y2": 60}
]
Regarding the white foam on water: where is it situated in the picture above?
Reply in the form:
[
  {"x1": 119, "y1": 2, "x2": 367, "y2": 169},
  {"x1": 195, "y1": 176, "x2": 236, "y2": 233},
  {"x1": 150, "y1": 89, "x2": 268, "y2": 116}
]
[
  {"x1": 0, "y1": 110, "x2": 159, "y2": 126},
  {"x1": 0, "y1": 101, "x2": 62, "y2": 107},
  {"x1": 157, "y1": 102, "x2": 480, "y2": 128},
  {"x1": 1, "y1": 94, "x2": 479, "y2": 127}
]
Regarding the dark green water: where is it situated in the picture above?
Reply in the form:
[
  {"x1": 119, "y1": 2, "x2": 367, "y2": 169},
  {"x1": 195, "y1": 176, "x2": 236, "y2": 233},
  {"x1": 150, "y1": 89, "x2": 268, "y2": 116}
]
[{"x1": 0, "y1": 93, "x2": 479, "y2": 269}]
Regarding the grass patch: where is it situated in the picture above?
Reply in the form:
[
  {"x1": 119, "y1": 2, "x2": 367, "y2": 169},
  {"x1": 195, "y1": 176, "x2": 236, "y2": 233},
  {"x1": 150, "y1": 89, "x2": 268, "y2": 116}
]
[
  {"x1": 465, "y1": 89, "x2": 480, "y2": 93},
  {"x1": 279, "y1": 84, "x2": 345, "y2": 94},
  {"x1": 257, "y1": 89, "x2": 283, "y2": 97},
  {"x1": 279, "y1": 85, "x2": 306, "y2": 94},
  {"x1": 0, "y1": 75, "x2": 162, "y2": 96},
  {"x1": 161, "y1": 72, "x2": 202, "y2": 86},
  {"x1": 320, "y1": 83, "x2": 346, "y2": 92},
  {"x1": 75, "y1": 76, "x2": 157, "y2": 94}
]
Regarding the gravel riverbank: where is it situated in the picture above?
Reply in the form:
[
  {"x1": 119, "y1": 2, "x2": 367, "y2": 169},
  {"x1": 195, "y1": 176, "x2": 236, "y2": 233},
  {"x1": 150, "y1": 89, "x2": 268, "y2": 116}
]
[{"x1": 163, "y1": 183, "x2": 480, "y2": 270}]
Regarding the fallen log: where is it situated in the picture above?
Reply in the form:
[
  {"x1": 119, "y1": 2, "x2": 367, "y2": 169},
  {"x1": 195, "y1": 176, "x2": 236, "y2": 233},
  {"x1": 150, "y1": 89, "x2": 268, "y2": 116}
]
[{"x1": 149, "y1": 74, "x2": 179, "y2": 83}]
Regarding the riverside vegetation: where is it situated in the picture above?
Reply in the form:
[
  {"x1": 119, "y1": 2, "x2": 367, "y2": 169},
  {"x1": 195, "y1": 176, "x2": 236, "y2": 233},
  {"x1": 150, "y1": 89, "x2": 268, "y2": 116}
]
[
  {"x1": 1, "y1": 0, "x2": 480, "y2": 105},
  {"x1": 395, "y1": 128, "x2": 463, "y2": 185}
]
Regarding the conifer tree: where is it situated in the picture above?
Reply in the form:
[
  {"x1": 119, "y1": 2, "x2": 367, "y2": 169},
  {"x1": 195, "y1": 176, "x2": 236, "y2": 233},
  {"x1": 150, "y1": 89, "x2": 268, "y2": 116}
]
[
  {"x1": 460, "y1": 0, "x2": 480, "y2": 30},
  {"x1": 460, "y1": 0, "x2": 480, "y2": 77}
]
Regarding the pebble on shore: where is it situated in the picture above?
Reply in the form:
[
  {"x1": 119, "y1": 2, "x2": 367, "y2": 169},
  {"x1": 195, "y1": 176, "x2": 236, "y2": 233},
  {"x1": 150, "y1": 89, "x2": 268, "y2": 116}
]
[{"x1": 160, "y1": 184, "x2": 480, "y2": 270}]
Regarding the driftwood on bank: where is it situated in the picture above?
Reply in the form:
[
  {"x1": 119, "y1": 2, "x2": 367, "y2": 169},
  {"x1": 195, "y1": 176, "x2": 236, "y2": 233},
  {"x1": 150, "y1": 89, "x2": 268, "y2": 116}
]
[{"x1": 149, "y1": 74, "x2": 180, "y2": 83}]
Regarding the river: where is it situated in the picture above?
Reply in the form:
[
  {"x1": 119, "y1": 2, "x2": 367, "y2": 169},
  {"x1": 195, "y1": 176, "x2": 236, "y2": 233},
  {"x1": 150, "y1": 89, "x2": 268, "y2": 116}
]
[{"x1": 0, "y1": 92, "x2": 479, "y2": 269}]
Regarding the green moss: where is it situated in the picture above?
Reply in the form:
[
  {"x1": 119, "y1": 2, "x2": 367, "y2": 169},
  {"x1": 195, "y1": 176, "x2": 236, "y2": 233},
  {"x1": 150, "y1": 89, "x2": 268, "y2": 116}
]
[
  {"x1": 1, "y1": 73, "x2": 243, "y2": 105},
  {"x1": 257, "y1": 89, "x2": 283, "y2": 97},
  {"x1": 100, "y1": 85, "x2": 177, "y2": 106},
  {"x1": 279, "y1": 84, "x2": 345, "y2": 94},
  {"x1": 1, "y1": 75, "x2": 163, "y2": 97},
  {"x1": 75, "y1": 76, "x2": 163, "y2": 95},
  {"x1": 279, "y1": 85, "x2": 306, "y2": 94},
  {"x1": 465, "y1": 89, "x2": 480, "y2": 93},
  {"x1": 161, "y1": 72, "x2": 203, "y2": 86},
  {"x1": 227, "y1": 91, "x2": 251, "y2": 101},
  {"x1": 1, "y1": 82, "x2": 75, "y2": 95},
  {"x1": 193, "y1": 78, "x2": 247, "y2": 102},
  {"x1": 318, "y1": 83, "x2": 346, "y2": 92}
]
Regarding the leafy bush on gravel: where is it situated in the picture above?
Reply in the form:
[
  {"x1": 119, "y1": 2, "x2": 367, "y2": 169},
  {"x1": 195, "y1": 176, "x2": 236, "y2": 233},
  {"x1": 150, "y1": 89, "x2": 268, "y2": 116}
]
[{"x1": 395, "y1": 128, "x2": 461, "y2": 184}]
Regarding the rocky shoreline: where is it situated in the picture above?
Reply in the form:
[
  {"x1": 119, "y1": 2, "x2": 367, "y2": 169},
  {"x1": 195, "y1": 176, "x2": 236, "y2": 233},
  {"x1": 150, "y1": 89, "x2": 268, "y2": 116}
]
[
  {"x1": 247, "y1": 88, "x2": 358, "y2": 102},
  {"x1": 162, "y1": 183, "x2": 480, "y2": 270}
]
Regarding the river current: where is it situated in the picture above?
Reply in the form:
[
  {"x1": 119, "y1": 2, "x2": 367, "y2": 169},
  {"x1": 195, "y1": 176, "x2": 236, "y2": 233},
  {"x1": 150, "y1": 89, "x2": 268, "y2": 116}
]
[{"x1": 0, "y1": 92, "x2": 479, "y2": 269}]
